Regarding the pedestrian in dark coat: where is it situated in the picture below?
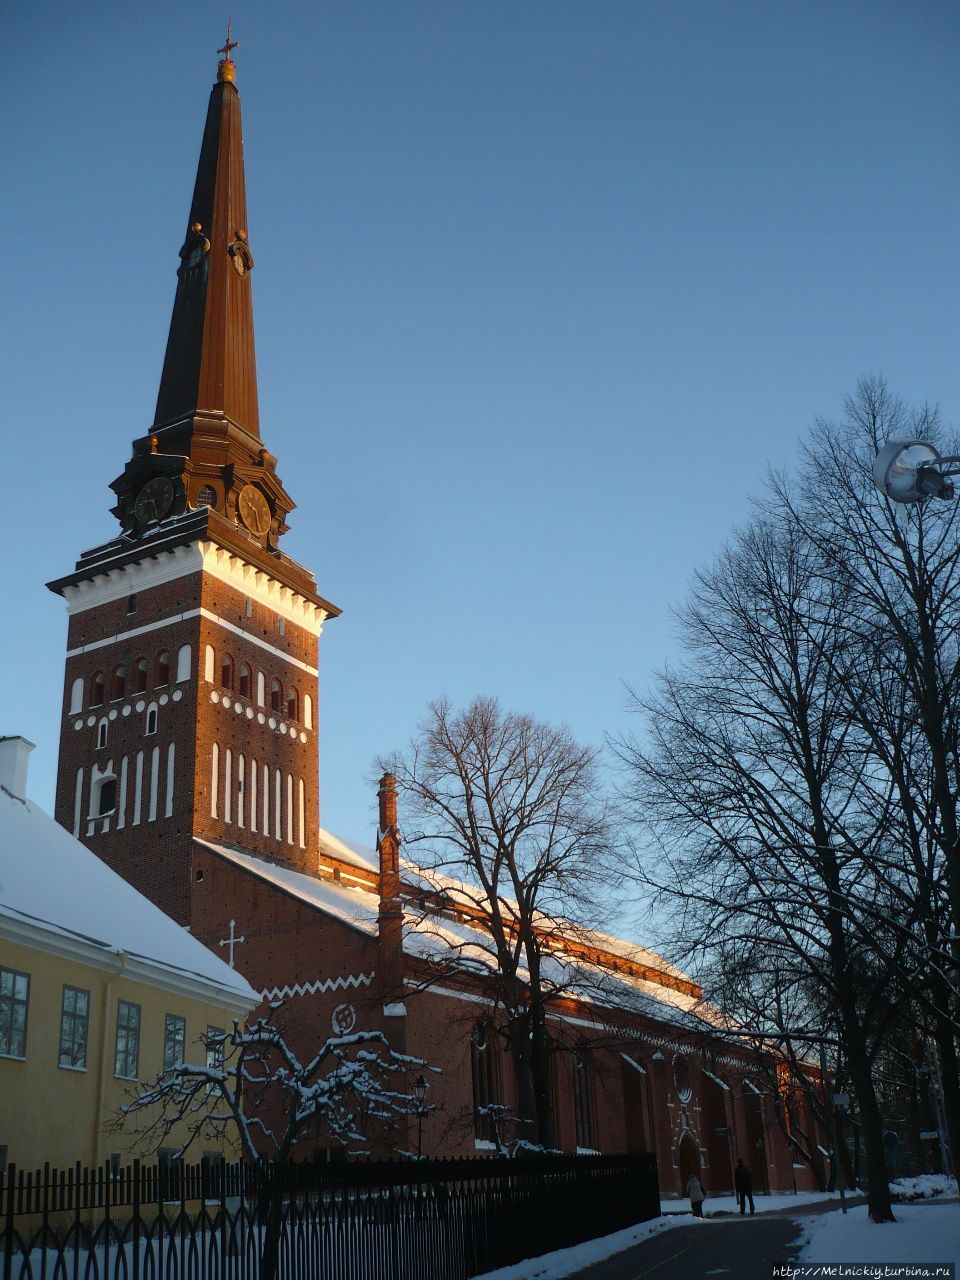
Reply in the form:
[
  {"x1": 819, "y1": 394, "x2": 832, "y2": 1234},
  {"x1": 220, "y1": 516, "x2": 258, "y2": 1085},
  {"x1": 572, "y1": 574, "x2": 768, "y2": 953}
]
[
  {"x1": 686, "y1": 1172, "x2": 705, "y2": 1217},
  {"x1": 734, "y1": 1159, "x2": 755, "y2": 1214}
]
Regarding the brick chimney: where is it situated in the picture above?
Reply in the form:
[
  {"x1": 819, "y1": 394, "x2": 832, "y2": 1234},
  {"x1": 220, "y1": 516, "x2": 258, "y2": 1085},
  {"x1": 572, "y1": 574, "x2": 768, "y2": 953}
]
[
  {"x1": 377, "y1": 772, "x2": 406, "y2": 1053},
  {"x1": 0, "y1": 736, "x2": 35, "y2": 801}
]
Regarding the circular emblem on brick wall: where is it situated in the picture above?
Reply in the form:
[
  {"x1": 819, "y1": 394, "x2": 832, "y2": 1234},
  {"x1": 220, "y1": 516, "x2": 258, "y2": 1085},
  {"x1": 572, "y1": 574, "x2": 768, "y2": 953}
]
[{"x1": 331, "y1": 1003, "x2": 357, "y2": 1036}]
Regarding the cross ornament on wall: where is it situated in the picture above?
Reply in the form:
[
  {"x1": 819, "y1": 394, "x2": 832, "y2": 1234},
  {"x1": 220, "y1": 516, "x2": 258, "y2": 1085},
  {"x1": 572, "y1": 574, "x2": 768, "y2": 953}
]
[{"x1": 218, "y1": 918, "x2": 246, "y2": 967}]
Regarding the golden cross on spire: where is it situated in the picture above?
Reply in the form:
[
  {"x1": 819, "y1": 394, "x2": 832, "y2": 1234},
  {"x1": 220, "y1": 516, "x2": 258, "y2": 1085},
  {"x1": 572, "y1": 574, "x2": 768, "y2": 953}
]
[{"x1": 218, "y1": 20, "x2": 238, "y2": 63}]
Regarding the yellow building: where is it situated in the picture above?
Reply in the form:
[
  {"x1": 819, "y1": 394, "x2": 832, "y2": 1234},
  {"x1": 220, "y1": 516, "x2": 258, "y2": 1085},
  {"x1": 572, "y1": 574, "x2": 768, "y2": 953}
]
[{"x1": 0, "y1": 736, "x2": 259, "y2": 1173}]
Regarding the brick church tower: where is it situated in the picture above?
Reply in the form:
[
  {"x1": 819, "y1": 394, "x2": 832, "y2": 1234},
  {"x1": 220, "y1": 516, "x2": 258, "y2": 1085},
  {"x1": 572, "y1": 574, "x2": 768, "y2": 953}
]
[{"x1": 48, "y1": 45, "x2": 340, "y2": 926}]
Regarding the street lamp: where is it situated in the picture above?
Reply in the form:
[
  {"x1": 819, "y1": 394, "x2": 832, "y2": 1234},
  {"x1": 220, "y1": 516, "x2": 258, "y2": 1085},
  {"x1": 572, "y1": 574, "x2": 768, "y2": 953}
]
[
  {"x1": 873, "y1": 440, "x2": 960, "y2": 504},
  {"x1": 413, "y1": 1074, "x2": 428, "y2": 1159}
]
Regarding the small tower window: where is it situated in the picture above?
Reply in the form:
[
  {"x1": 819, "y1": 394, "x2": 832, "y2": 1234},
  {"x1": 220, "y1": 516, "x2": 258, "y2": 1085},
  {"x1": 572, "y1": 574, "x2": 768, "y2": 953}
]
[
  {"x1": 146, "y1": 704, "x2": 158, "y2": 736},
  {"x1": 256, "y1": 671, "x2": 265, "y2": 707},
  {"x1": 270, "y1": 679, "x2": 282, "y2": 714},
  {"x1": 220, "y1": 654, "x2": 234, "y2": 691},
  {"x1": 204, "y1": 645, "x2": 215, "y2": 683},
  {"x1": 110, "y1": 665, "x2": 126, "y2": 701},
  {"x1": 278, "y1": 616, "x2": 285, "y2": 637},
  {"x1": 238, "y1": 663, "x2": 251, "y2": 699},
  {"x1": 285, "y1": 686, "x2": 299, "y2": 723},
  {"x1": 134, "y1": 658, "x2": 149, "y2": 694},
  {"x1": 155, "y1": 651, "x2": 170, "y2": 687},
  {"x1": 126, "y1": 593, "x2": 138, "y2": 615},
  {"x1": 245, "y1": 598, "x2": 252, "y2": 618},
  {"x1": 90, "y1": 671, "x2": 105, "y2": 707},
  {"x1": 197, "y1": 485, "x2": 216, "y2": 508},
  {"x1": 96, "y1": 719, "x2": 108, "y2": 750},
  {"x1": 304, "y1": 693, "x2": 313, "y2": 731}
]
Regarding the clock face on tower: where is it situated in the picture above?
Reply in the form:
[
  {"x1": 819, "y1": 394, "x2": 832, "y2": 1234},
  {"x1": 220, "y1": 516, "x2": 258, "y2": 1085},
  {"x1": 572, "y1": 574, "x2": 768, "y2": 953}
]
[
  {"x1": 134, "y1": 476, "x2": 175, "y2": 527},
  {"x1": 237, "y1": 483, "x2": 271, "y2": 536}
]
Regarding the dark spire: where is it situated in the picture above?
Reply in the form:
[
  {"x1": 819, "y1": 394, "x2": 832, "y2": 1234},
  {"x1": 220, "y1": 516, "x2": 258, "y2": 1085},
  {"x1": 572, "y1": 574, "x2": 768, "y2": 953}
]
[{"x1": 153, "y1": 42, "x2": 259, "y2": 440}]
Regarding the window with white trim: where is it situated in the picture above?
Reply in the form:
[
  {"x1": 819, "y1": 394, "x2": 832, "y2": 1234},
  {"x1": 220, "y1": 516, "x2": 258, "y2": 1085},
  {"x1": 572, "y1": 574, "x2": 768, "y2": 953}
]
[
  {"x1": 163, "y1": 1014, "x2": 186, "y2": 1071},
  {"x1": 114, "y1": 1001, "x2": 141, "y2": 1079},
  {"x1": 0, "y1": 968, "x2": 30, "y2": 1059},
  {"x1": 59, "y1": 986, "x2": 90, "y2": 1069}
]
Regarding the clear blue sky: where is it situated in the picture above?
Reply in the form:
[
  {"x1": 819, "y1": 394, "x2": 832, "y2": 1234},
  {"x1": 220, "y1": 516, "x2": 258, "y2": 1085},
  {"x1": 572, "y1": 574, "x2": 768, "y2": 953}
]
[{"x1": 2, "y1": 3, "x2": 957, "y2": 916}]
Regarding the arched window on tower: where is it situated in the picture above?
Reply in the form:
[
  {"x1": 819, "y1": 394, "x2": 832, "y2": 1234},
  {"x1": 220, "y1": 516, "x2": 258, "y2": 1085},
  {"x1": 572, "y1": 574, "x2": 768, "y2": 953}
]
[
  {"x1": 69, "y1": 677, "x2": 84, "y2": 715},
  {"x1": 304, "y1": 693, "x2": 313, "y2": 731},
  {"x1": 134, "y1": 658, "x2": 149, "y2": 694},
  {"x1": 145, "y1": 703, "x2": 158, "y2": 736},
  {"x1": 238, "y1": 663, "x2": 252, "y2": 700},
  {"x1": 220, "y1": 654, "x2": 234, "y2": 691},
  {"x1": 155, "y1": 650, "x2": 170, "y2": 687},
  {"x1": 94, "y1": 775, "x2": 117, "y2": 817},
  {"x1": 110, "y1": 665, "x2": 126, "y2": 701},
  {"x1": 285, "y1": 686, "x2": 299, "y2": 723},
  {"x1": 96, "y1": 719, "x2": 109, "y2": 750},
  {"x1": 90, "y1": 671, "x2": 105, "y2": 707},
  {"x1": 256, "y1": 671, "x2": 265, "y2": 707},
  {"x1": 270, "y1": 679, "x2": 282, "y2": 714},
  {"x1": 204, "y1": 645, "x2": 215, "y2": 683},
  {"x1": 176, "y1": 644, "x2": 192, "y2": 683}
]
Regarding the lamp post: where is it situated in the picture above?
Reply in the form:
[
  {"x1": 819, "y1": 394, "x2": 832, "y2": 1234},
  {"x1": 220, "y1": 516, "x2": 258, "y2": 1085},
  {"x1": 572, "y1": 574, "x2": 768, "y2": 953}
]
[
  {"x1": 873, "y1": 439, "x2": 960, "y2": 504},
  {"x1": 413, "y1": 1074, "x2": 428, "y2": 1159}
]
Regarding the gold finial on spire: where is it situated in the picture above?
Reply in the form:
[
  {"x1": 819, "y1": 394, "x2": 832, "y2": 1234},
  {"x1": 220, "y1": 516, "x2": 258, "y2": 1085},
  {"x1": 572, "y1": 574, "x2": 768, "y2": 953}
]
[{"x1": 217, "y1": 20, "x2": 238, "y2": 82}]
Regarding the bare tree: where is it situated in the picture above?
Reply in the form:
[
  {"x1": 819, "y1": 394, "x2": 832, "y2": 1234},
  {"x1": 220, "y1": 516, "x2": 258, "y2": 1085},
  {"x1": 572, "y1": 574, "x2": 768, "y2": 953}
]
[
  {"x1": 615, "y1": 514, "x2": 902, "y2": 1220},
  {"x1": 382, "y1": 696, "x2": 616, "y2": 1148},
  {"x1": 117, "y1": 1014, "x2": 432, "y2": 1280}
]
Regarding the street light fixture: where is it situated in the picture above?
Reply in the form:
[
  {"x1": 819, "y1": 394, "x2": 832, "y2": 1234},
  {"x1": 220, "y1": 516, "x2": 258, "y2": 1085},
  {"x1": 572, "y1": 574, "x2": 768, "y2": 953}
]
[
  {"x1": 873, "y1": 440, "x2": 960, "y2": 504},
  {"x1": 413, "y1": 1074, "x2": 428, "y2": 1159}
]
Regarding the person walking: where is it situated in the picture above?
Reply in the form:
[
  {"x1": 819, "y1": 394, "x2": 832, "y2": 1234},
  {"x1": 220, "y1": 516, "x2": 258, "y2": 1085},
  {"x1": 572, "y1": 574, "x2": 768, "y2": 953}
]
[
  {"x1": 686, "y1": 1172, "x2": 706, "y2": 1217},
  {"x1": 734, "y1": 1158, "x2": 755, "y2": 1214}
]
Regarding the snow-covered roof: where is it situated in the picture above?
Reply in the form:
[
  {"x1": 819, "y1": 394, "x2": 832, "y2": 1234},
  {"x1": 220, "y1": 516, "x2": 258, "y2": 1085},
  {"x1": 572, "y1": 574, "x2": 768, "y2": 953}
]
[
  {"x1": 0, "y1": 787, "x2": 258, "y2": 1007},
  {"x1": 317, "y1": 828, "x2": 377, "y2": 873},
  {"x1": 198, "y1": 838, "x2": 721, "y2": 1034}
]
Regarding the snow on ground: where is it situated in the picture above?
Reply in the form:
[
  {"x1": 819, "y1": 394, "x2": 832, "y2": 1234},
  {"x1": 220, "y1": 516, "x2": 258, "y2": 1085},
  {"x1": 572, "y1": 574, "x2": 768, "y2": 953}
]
[
  {"x1": 800, "y1": 1202, "x2": 960, "y2": 1265},
  {"x1": 473, "y1": 1192, "x2": 846, "y2": 1280}
]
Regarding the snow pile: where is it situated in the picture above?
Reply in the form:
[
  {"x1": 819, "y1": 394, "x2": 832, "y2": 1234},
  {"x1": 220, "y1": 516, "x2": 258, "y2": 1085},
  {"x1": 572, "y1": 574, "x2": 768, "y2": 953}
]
[
  {"x1": 800, "y1": 1202, "x2": 960, "y2": 1265},
  {"x1": 0, "y1": 790, "x2": 257, "y2": 1002},
  {"x1": 891, "y1": 1173, "x2": 958, "y2": 1201}
]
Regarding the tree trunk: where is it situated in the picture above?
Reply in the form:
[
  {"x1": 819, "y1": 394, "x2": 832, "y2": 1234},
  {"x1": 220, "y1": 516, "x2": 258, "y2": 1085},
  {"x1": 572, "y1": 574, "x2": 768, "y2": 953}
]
[
  {"x1": 838, "y1": 1010, "x2": 894, "y2": 1221},
  {"x1": 528, "y1": 1002, "x2": 556, "y2": 1149},
  {"x1": 507, "y1": 1014, "x2": 537, "y2": 1137}
]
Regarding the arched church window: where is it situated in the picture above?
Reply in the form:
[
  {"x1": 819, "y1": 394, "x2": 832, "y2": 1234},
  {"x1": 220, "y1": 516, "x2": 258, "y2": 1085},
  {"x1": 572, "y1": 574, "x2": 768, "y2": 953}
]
[
  {"x1": 256, "y1": 671, "x2": 265, "y2": 707},
  {"x1": 204, "y1": 645, "x2": 215, "y2": 683},
  {"x1": 574, "y1": 1050, "x2": 596, "y2": 1151},
  {"x1": 96, "y1": 719, "x2": 108, "y2": 750},
  {"x1": 220, "y1": 654, "x2": 234, "y2": 691},
  {"x1": 90, "y1": 671, "x2": 105, "y2": 707},
  {"x1": 145, "y1": 704, "x2": 158, "y2": 736},
  {"x1": 471, "y1": 1022, "x2": 501, "y2": 1144},
  {"x1": 69, "y1": 676, "x2": 84, "y2": 715},
  {"x1": 270, "y1": 679, "x2": 282, "y2": 714},
  {"x1": 110, "y1": 665, "x2": 126, "y2": 701},
  {"x1": 673, "y1": 1054, "x2": 692, "y2": 1103},
  {"x1": 238, "y1": 663, "x2": 252, "y2": 699},
  {"x1": 197, "y1": 485, "x2": 216, "y2": 508},
  {"x1": 134, "y1": 658, "x2": 149, "y2": 694},
  {"x1": 304, "y1": 693, "x2": 313, "y2": 731},
  {"x1": 285, "y1": 686, "x2": 299, "y2": 723},
  {"x1": 155, "y1": 651, "x2": 170, "y2": 687}
]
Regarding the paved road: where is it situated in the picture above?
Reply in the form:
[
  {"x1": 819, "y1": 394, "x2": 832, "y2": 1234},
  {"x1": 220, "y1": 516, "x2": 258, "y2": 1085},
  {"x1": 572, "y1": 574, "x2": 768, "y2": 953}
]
[{"x1": 565, "y1": 1198, "x2": 867, "y2": 1280}]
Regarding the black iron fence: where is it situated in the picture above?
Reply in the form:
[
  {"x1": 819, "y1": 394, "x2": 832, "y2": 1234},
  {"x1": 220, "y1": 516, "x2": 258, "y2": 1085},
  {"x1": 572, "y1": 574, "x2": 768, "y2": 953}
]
[{"x1": 1, "y1": 1151, "x2": 659, "y2": 1280}]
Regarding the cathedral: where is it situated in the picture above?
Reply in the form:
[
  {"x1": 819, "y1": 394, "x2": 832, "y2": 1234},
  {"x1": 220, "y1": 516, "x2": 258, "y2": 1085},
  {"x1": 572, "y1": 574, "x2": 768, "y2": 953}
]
[{"x1": 47, "y1": 44, "x2": 826, "y2": 1196}]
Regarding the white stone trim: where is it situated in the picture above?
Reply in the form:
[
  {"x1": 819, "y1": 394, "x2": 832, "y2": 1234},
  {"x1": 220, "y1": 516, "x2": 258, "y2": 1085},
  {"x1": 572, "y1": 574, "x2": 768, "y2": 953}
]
[
  {"x1": 261, "y1": 972, "x2": 374, "y2": 1003},
  {"x1": 59, "y1": 540, "x2": 329, "y2": 637},
  {"x1": 66, "y1": 609, "x2": 319, "y2": 678}
]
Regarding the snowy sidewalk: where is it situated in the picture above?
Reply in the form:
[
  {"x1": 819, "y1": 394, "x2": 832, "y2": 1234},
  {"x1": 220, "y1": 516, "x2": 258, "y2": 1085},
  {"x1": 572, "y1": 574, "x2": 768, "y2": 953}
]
[{"x1": 472, "y1": 1192, "x2": 862, "y2": 1280}]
